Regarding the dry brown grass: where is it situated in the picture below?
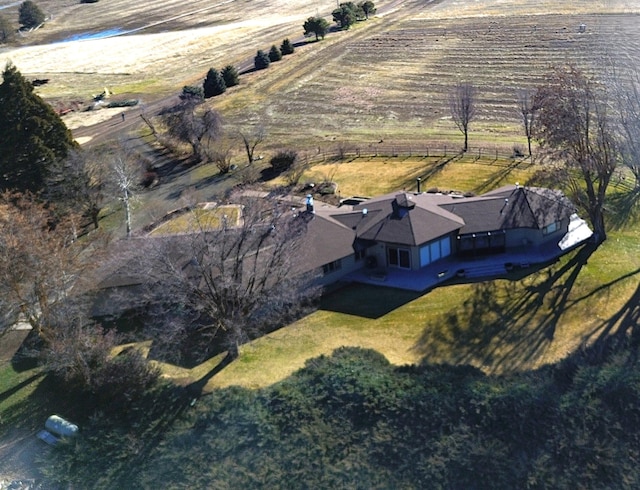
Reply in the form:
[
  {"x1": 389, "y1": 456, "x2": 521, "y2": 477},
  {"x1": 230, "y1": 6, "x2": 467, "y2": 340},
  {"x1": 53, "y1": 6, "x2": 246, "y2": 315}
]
[
  {"x1": 269, "y1": 154, "x2": 534, "y2": 197},
  {"x1": 0, "y1": 0, "x2": 324, "y2": 98},
  {"x1": 149, "y1": 206, "x2": 241, "y2": 235},
  {"x1": 2, "y1": 0, "x2": 637, "y2": 153}
]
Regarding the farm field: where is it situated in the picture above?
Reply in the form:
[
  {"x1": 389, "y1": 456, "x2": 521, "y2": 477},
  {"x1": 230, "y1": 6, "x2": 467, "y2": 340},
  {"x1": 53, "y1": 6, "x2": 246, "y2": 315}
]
[
  {"x1": 0, "y1": 0, "x2": 336, "y2": 98},
  {"x1": 215, "y1": 6, "x2": 640, "y2": 152},
  {"x1": 1, "y1": 0, "x2": 638, "y2": 153}
]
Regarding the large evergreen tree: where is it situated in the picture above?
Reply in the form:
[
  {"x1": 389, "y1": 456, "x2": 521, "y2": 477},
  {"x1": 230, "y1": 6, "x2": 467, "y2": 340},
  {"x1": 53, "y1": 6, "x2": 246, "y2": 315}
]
[
  {"x1": 203, "y1": 67, "x2": 226, "y2": 98},
  {"x1": 221, "y1": 65, "x2": 239, "y2": 88},
  {"x1": 332, "y1": 2, "x2": 360, "y2": 30},
  {"x1": 254, "y1": 50, "x2": 270, "y2": 70},
  {"x1": 0, "y1": 63, "x2": 77, "y2": 193},
  {"x1": 18, "y1": 0, "x2": 45, "y2": 29},
  {"x1": 303, "y1": 16, "x2": 329, "y2": 41}
]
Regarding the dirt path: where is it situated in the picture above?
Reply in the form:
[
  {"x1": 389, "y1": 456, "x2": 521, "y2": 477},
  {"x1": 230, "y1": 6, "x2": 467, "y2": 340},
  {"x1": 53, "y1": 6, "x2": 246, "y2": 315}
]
[{"x1": 71, "y1": 94, "x2": 180, "y2": 147}]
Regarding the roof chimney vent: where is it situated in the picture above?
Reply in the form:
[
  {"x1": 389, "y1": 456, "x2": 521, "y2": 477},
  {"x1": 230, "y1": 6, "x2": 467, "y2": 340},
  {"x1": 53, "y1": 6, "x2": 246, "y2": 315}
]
[
  {"x1": 362, "y1": 208, "x2": 368, "y2": 216},
  {"x1": 306, "y1": 194, "x2": 315, "y2": 214},
  {"x1": 515, "y1": 182, "x2": 520, "y2": 189},
  {"x1": 416, "y1": 177, "x2": 422, "y2": 194}
]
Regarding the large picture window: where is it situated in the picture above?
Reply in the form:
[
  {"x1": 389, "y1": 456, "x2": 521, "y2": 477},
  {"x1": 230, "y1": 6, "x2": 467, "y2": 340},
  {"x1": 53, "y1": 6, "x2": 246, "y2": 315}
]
[{"x1": 419, "y1": 236, "x2": 452, "y2": 267}]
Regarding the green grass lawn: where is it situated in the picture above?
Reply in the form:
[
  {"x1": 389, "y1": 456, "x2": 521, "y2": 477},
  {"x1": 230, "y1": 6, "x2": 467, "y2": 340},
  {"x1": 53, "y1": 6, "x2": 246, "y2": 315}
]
[
  {"x1": 197, "y1": 224, "x2": 639, "y2": 390},
  {"x1": 0, "y1": 363, "x2": 47, "y2": 436},
  {"x1": 166, "y1": 154, "x2": 637, "y2": 390},
  {"x1": 115, "y1": 153, "x2": 638, "y2": 391}
]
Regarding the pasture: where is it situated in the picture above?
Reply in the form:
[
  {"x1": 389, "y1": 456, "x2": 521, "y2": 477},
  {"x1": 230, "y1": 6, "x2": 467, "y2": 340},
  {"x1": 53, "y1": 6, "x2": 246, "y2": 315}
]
[{"x1": 0, "y1": 0, "x2": 638, "y2": 154}]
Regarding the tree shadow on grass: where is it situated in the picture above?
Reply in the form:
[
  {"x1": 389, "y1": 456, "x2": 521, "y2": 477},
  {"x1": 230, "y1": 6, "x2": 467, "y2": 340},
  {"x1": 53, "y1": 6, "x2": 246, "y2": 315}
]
[
  {"x1": 413, "y1": 243, "x2": 598, "y2": 372},
  {"x1": 606, "y1": 187, "x2": 640, "y2": 230},
  {"x1": 579, "y1": 278, "x2": 640, "y2": 360},
  {"x1": 0, "y1": 372, "x2": 45, "y2": 406},
  {"x1": 398, "y1": 152, "x2": 464, "y2": 191},
  {"x1": 472, "y1": 158, "x2": 529, "y2": 195},
  {"x1": 321, "y1": 283, "x2": 421, "y2": 319}
]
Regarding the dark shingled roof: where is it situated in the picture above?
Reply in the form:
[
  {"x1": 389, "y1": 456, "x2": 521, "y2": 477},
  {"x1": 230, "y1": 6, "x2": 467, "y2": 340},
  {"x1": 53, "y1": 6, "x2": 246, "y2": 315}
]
[
  {"x1": 439, "y1": 185, "x2": 576, "y2": 234},
  {"x1": 310, "y1": 192, "x2": 464, "y2": 252},
  {"x1": 305, "y1": 185, "x2": 576, "y2": 266},
  {"x1": 301, "y1": 211, "x2": 358, "y2": 271}
]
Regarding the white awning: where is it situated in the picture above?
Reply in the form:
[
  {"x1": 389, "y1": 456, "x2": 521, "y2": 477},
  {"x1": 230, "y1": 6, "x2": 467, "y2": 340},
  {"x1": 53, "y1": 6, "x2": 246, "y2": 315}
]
[{"x1": 558, "y1": 214, "x2": 593, "y2": 251}]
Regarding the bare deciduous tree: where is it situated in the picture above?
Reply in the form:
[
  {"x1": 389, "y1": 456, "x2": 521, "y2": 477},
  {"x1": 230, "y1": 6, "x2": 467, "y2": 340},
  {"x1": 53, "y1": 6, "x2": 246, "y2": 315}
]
[
  {"x1": 239, "y1": 126, "x2": 266, "y2": 166},
  {"x1": 533, "y1": 65, "x2": 618, "y2": 243},
  {"x1": 449, "y1": 82, "x2": 477, "y2": 152},
  {"x1": 516, "y1": 88, "x2": 538, "y2": 158},
  {"x1": 140, "y1": 194, "x2": 319, "y2": 361},
  {"x1": 108, "y1": 145, "x2": 142, "y2": 238},
  {"x1": 0, "y1": 192, "x2": 96, "y2": 340},
  {"x1": 612, "y1": 67, "x2": 640, "y2": 189},
  {"x1": 163, "y1": 101, "x2": 223, "y2": 163}
]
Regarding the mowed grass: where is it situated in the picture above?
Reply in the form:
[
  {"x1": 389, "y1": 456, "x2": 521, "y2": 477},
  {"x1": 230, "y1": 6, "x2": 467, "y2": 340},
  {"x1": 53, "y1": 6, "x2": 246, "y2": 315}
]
[
  {"x1": 0, "y1": 363, "x2": 46, "y2": 437},
  {"x1": 136, "y1": 155, "x2": 639, "y2": 390},
  {"x1": 281, "y1": 154, "x2": 534, "y2": 197},
  {"x1": 202, "y1": 226, "x2": 639, "y2": 390}
]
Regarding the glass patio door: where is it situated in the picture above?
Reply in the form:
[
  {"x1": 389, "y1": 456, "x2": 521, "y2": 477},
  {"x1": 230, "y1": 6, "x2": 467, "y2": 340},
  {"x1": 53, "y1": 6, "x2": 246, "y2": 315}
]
[{"x1": 388, "y1": 247, "x2": 411, "y2": 269}]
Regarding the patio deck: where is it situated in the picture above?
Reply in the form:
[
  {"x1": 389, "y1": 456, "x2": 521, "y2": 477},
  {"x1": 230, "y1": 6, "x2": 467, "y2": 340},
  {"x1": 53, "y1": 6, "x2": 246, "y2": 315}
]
[{"x1": 344, "y1": 237, "x2": 591, "y2": 293}]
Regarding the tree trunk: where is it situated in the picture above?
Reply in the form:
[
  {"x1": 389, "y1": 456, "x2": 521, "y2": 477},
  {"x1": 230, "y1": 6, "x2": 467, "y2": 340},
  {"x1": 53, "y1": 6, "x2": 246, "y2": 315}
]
[
  {"x1": 90, "y1": 207, "x2": 100, "y2": 229},
  {"x1": 123, "y1": 189, "x2": 131, "y2": 238},
  {"x1": 591, "y1": 210, "x2": 607, "y2": 244},
  {"x1": 227, "y1": 341, "x2": 239, "y2": 360}
]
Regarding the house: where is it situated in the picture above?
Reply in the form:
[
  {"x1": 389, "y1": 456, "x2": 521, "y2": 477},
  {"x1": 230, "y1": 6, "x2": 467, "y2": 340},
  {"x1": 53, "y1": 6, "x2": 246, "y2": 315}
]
[
  {"x1": 90, "y1": 183, "x2": 594, "y2": 318},
  {"x1": 303, "y1": 184, "x2": 593, "y2": 291}
]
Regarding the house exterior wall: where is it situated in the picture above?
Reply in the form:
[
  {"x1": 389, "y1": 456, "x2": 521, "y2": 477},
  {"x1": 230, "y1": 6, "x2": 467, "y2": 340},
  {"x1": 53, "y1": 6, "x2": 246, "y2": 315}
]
[
  {"x1": 313, "y1": 253, "x2": 364, "y2": 287},
  {"x1": 368, "y1": 243, "x2": 388, "y2": 270},
  {"x1": 504, "y1": 217, "x2": 569, "y2": 248}
]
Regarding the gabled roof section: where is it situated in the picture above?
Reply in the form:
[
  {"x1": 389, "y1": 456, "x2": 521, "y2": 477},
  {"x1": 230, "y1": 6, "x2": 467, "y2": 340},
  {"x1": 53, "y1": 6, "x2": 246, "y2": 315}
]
[
  {"x1": 303, "y1": 210, "x2": 358, "y2": 270},
  {"x1": 439, "y1": 185, "x2": 576, "y2": 234}
]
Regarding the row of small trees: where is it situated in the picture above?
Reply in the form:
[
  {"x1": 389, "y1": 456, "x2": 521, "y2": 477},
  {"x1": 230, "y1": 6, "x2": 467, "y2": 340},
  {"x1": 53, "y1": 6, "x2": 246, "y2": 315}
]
[
  {"x1": 197, "y1": 38, "x2": 295, "y2": 98},
  {"x1": 303, "y1": 1, "x2": 376, "y2": 41},
  {"x1": 254, "y1": 38, "x2": 295, "y2": 71}
]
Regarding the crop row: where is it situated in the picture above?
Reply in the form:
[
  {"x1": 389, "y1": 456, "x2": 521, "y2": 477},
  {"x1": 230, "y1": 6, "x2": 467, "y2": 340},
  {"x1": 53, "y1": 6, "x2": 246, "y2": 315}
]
[{"x1": 220, "y1": 10, "x2": 639, "y2": 150}]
